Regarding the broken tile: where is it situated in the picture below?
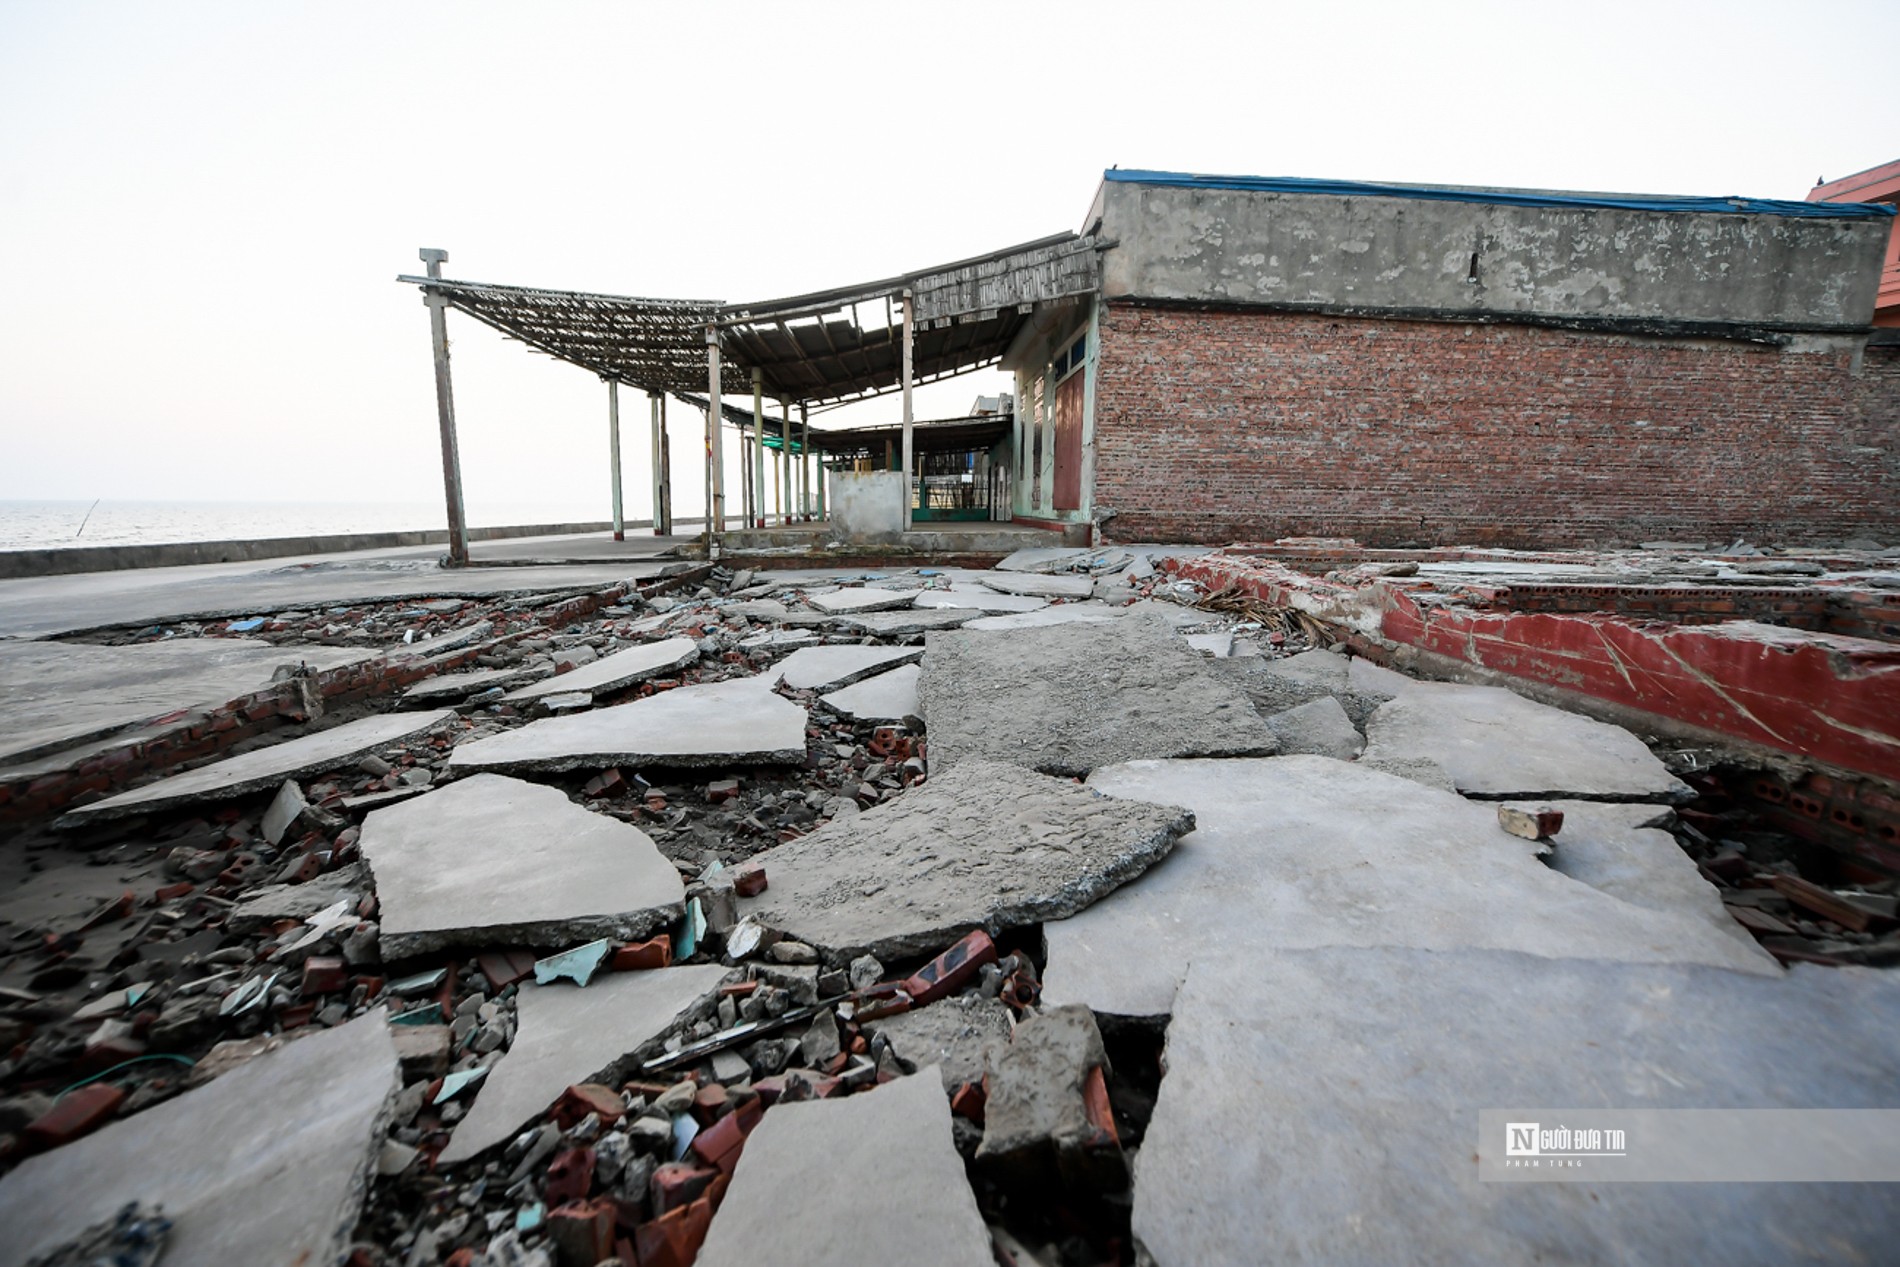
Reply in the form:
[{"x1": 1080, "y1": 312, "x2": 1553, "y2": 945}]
[
  {"x1": 438, "y1": 965, "x2": 727, "y2": 1165},
  {"x1": 920, "y1": 616, "x2": 1277, "y2": 777},
  {"x1": 768, "y1": 644, "x2": 922, "y2": 692},
  {"x1": 820, "y1": 663, "x2": 920, "y2": 722},
  {"x1": 1361, "y1": 682, "x2": 1694, "y2": 801},
  {"x1": 694, "y1": 1071, "x2": 993, "y2": 1267},
  {"x1": 447, "y1": 676, "x2": 807, "y2": 775},
  {"x1": 0, "y1": 1011, "x2": 398, "y2": 1267},
  {"x1": 1135, "y1": 948, "x2": 1900, "y2": 1267},
  {"x1": 360, "y1": 774, "x2": 684, "y2": 957},
  {"x1": 736, "y1": 758, "x2": 1191, "y2": 963},
  {"x1": 504, "y1": 637, "x2": 698, "y2": 702},
  {"x1": 58, "y1": 710, "x2": 457, "y2": 826},
  {"x1": 1041, "y1": 757, "x2": 1776, "y2": 1020}
]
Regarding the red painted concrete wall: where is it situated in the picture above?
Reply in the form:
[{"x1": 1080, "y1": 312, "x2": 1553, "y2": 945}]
[
  {"x1": 1092, "y1": 305, "x2": 1900, "y2": 548},
  {"x1": 1811, "y1": 158, "x2": 1900, "y2": 327}
]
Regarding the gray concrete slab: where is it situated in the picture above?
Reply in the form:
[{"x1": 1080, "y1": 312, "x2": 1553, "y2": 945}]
[
  {"x1": 1361, "y1": 682, "x2": 1694, "y2": 801},
  {"x1": 807, "y1": 587, "x2": 917, "y2": 614},
  {"x1": 828, "y1": 608, "x2": 979, "y2": 637},
  {"x1": 0, "y1": 1009, "x2": 399, "y2": 1267},
  {"x1": 993, "y1": 547, "x2": 1091, "y2": 573},
  {"x1": 361, "y1": 774, "x2": 685, "y2": 957},
  {"x1": 502, "y1": 636, "x2": 697, "y2": 702},
  {"x1": 912, "y1": 588, "x2": 1049, "y2": 614},
  {"x1": 695, "y1": 1069, "x2": 993, "y2": 1267},
  {"x1": 1264, "y1": 696, "x2": 1365, "y2": 759},
  {"x1": 961, "y1": 603, "x2": 1123, "y2": 632},
  {"x1": 920, "y1": 616, "x2": 1277, "y2": 777},
  {"x1": 446, "y1": 676, "x2": 806, "y2": 774},
  {"x1": 1135, "y1": 948, "x2": 1900, "y2": 1267},
  {"x1": 439, "y1": 965, "x2": 727, "y2": 1165},
  {"x1": 58, "y1": 709, "x2": 457, "y2": 826},
  {"x1": 769, "y1": 644, "x2": 923, "y2": 692},
  {"x1": 1518, "y1": 800, "x2": 1756, "y2": 952},
  {"x1": 0, "y1": 537, "x2": 663, "y2": 639},
  {"x1": 1183, "y1": 630, "x2": 1233, "y2": 657},
  {"x1": 977, "y1": 572, "x2": 1096, "y2": 599},
  {"x1": 865, "y1": 996, "x2": 1014, "y2": 1090},
  {"x1": 736, "y1": 628, "x2": 817, "y2": 651},
  {"x1": 737, "y1": 758, "x2": 1190, "y2": 963},
  {"x1": 401, "y1": 663, "x2": 546, "y2": 702},
  {"x1": 0, "y1": 637, "x2": 374, "y2": 767},
  {"x1": 821, "y1": 664, "x2": 920, "y2": 722},
  {"x1": 402, "y1": 620, "x2": 493, "y2": 656},
  {"x1": 1042, "y1": 757, "x2": 1775, "y2": 1020}
]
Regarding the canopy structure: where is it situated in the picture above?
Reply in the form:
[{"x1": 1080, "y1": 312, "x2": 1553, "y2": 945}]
[{"x1": 399, "y1": 232, "x2": 1105, "y2": 555}]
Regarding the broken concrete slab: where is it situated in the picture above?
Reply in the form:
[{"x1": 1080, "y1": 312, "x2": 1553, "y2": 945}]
[
  {"x1": 826, "y1": 608, "x2": 978, "y2": 637},
  {"x1": 1135, "y1": 948, "x2": 1900, "y2": 1267},
  {"x1": 1517, "y1": 800, "x2": 1757, "y2": 952},
  {"x1": 736, "y1": 628, "x2": 817, "y2": 651},
  {"x1": 402, "y1": 664, "x2": 546, "y2": 702},
  {"x1": 993, "y1": 547, "x2": 1091, "y2": 574},
  {"x1": 360, "y1": 774, "x2": 685, "y2": 957},
  {"x1": 58, "y1": 709, "x2": 457, "y2": 826},
  {"x1": 1361, "y1": 682, "x2": 1694, "y2": 801},
  {"x1": 865, "y1": 996, "x2": 1013, "y2": 1091},
  {"x1": 1264, "y1": 696, "x2": 1364, "y2": 759},
  {"x1": 768, "y1": 644, "x2": 922, "y2": 692},
  {"x1": 976, "y1": 572, "x2": 1096, "y2": 599},
  {"x1": 0, "y1": 1010, "x2": 398, "y2": 1267},
  {"x1": 446, "y1": 676, "x2": 806, "y2": 775},
  {"x1": 439, "y1": 965, "x2": 727, "y2": 1165},
  {"x1": 806, "y1": 587, "x2": 916, "y2": 615},
  {"x1": 695, "y1": 1070, "x2": 993, "y2": 1267},
  {"x1": 228, "y1": 862, "x2": 372, "y2": 934},
  {"x1": 919, "y1": 616, "x2": 1277, "y2": 777},
  {"x1": 1183, "y1": 630, "x2": 1233, "y2": 657},
  {"x1": 820, "y1": 664, "x2": 920, "y2": 722},
  {"x1": 977, "y1": 1004, "x2": 1122, "y2": 1191},
  {"x1": 1041, "y1": 757, "x2": 1776, "y2": 1021},
  {"x1": 1357, "y1": 755, "x2": 1458, "y2": 792},
  {"x1": 961, "y1": 603, "x2": 1124, "y2": 632},
  {"x1": 912, "y1": 588, "x2": 1049, "y2": 614},
  {"x1": 502, "y1": 636, "x2": 698, "y2": 702},
  {"x1": 736, "y1": 758, "x2": 1192, "y2": 963},
  {"x1": 401, "y1": 620, "x2": 494, "y2": 657}
]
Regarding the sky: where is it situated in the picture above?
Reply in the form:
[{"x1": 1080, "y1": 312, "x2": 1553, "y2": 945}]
[{"x1": 2, "y1": 0, "x2": 1896, "y2": 526}]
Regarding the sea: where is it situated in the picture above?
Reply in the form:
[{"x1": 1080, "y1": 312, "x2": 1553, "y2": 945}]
[{"x1": 0, "y1": 499, "x2": 605, "y2": 552}]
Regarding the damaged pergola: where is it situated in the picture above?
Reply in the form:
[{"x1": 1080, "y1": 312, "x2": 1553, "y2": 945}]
[{"x1": 399, "y1": 232, "x2": 1104, "y2": 560}]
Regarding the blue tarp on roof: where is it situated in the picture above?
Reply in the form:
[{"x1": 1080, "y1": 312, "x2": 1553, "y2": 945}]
[{"x1": 1103, "y1": 169, "x2": 1896, "y2": 220}]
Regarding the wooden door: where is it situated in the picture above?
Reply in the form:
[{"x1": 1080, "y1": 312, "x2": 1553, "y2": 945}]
[{"x1": 1053, "y1": 371, "x2": 1083, "y2": 510}]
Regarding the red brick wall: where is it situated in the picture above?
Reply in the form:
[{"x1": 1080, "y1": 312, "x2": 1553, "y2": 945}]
[{"x1": 1093, "y1": 305, "x2": 1900, "y2": 548}]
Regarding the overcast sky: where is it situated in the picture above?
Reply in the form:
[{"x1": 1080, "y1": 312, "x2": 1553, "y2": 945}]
[{"x1": 3, "y1": 0, "x2": 1895, "y2": 525}]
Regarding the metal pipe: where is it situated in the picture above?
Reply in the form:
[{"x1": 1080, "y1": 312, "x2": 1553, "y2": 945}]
[{"x1": 420, "y1": 248, "x2": 469, "y2": 566}]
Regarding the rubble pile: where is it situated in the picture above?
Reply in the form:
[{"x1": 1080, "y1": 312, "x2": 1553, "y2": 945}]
[{"x1": 1, "y1": 546, "x2": 1896, "y2": 1265}]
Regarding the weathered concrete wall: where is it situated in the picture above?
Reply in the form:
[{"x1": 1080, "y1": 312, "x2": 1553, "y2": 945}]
[
  {"x1": 1098, "y1": 182, "x2": 1890, "y2": 332},
  {"x1": 1092, "y1": 305, "x2": 1900, "y2": 549},
  {"x1": 828, "y1": 470, "x2": 907, "y2": 542}
]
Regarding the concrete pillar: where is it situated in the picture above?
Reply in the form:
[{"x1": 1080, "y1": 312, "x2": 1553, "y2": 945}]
[
  {"x1": 650, "y1": 392, "x2": 670, "y2": 535},
  {"x1": 607, "y1": 379, "x2": 624, "y2": 541},
  {"x1": 799, "y1": 402, "x2": 811, "y2": 520},
  {"x1": 419, "y1": 248, "x2": 470, "y2": 567},
  {"x1": 900, "y1": 289, "x2": 914, "y2": 532},
  {"x1": 780, "y1": 396, "x2": 793, "y2": 525},
  {"x1": 751, "y1": 369, "x2": 766, "y2": 529},
  {"x1": 706, "y1": 326, "x2": 725, "y2": 538}
]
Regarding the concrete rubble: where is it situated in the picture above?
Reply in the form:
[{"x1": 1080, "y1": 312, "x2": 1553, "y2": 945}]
[
  {"x1": 0, "y1": 1010, "x2": 399, "y2": 1267},
  {"x1": 819, "y1": 662, "x2": 920, "y2": 722},
  {"x1": 767, "y1": 643, "x2": 921, "y2": 691},
  {"x1": 360, "y1": 774, "x2": 686, "y2": 957},
  {"x1": 920, "y1": 615, "x2": 1278, "y2": 775},
  {"x1": 736, "y1": 758, "x2": 1192, "y2": 961},
  {"x1": 501, "y1": 635, "x2": 698, "y2": 703}
]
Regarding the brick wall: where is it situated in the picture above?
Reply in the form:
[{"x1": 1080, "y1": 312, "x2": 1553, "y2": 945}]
[{"x1": 1093, "y1": 305, "x2": 1900, "y2": 548}]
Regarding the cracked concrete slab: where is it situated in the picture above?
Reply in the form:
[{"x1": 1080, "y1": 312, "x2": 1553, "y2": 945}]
[
  {"x1": 961, "y1": 603, "x2": 1124, "y2": 632},
  {"x1": 58, "y1": 709, "x2": 457, "y2": 826},
  {"x1": 807, "y1": 587, "x2": 916, "y2": 614},
  {"x1": 827, "y1": 608, "x2": 979, "y2": 637},
  {"x1": 695, "y1": 1069, "x2": 993, "y2": 1267},
  {"x1": 912, "y1": 588, "x2": 1049, "y2": 614},
  {"x1": 1041, "y1": 757, "x2": 1775, "y2": 1021},
  {"x1": 736, "y1": 758, "x2": 1193, "y2": 963},
  {"x1": 446, "y1": 676, "x2": 806, "y2": 774},
  {"x1": 402, "y1": 664, "x2": 546, "y2": 702},
  {"x1": 502, "y1": 636, "x2": 697, "y2": 702},
  {"x1": 993, "y1": 547, "x2": 1091, "y2": 573},
  {"x1": 769, "y1": 644, "x2": 922, "y2": 692},
  {"x1": 361, "y1": 774, "x2": 685, "y2": 957},
  {"x1": 1136, "y1": 948, "x2": 1900, "y2": 1267},
  {"x1": 1264, "y1": 696, "x2": 1364, "y2": 758},
  {"x1": 0, "y1": 1009, "x2": 399, "y2": 1267},
  {"x1": 1361, "y1": 682, "x2": 1693, "y2": 801},
  {"x1": 865, "y1": 996, "x2": 1014, "y2": 1091},
  {"x1": 977, "y1": 572, "x2": 1096, "y2": 599},
  {"x1": 0, "y1": 637, "x2": 377, "y2": 768},
  {"x1": 439, "y1": 965, "x2": 728, "y2": 1165},
  {"x1": 821, "y1": 664, "x2": 920, "y2": 722},
  {"x1": 919, "y1": 616, "x2": 1277, "y2": 776}
]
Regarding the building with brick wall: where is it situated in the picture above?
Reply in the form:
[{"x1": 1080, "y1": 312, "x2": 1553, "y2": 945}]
[
  {"x1": 1003, "y1": 170, "x2": 1899, "y2": 549},
  {"x1": 1809, "y1": 157, "x2": 1900, "y2": 328}
]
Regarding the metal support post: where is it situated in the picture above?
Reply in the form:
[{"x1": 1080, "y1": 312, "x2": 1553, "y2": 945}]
[
  {"x1": 607, "y1": 379, "x2": 624, "y2": 541},
  {"x1": 420, "y1": 248, "x2": 470, "y2": 566},
  {"x1": 751, "y1": 369, "x2": 766, "y2": 529},
  {"x1": 651, "y1": 392, "x2": 670, "y2": 535},
  {"x1": 900, "y1": 289, "x2": 915, "y2": 532},
  {"x1": 706, "y1": 326, "x2": 725, "y2": 538}
]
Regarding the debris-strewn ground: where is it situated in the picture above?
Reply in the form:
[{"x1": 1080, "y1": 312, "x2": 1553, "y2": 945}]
[{"x1": 1, "y1": 547, "x2": 1895, "y2": 1267}]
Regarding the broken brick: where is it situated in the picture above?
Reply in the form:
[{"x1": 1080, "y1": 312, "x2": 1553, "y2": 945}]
[
  {"x1": 649, "y1": 1161, "x2": 718, "y2": 1213},
  {"x1": 633, "y1": 1198, "x2": 713, "y2": 1267},
  {"x1": 950, "y1": 1081, "x2": 987, "y2": 1124},
  {"x1": 901, "y1": 930, "x2": 998, "y2": 1007},
  {"x1": 546, "y1": 1197, "x2": 617, "y2": 1267},
  {"x1": 300, "y1": 956, "x2": 348, "y2": 995},
  {"x1": 477, "y1": 949, "x2": 537, "y2": 992},
  {"x1": 583, "y1": 768, "x2": 625, "y2": 799},
  {"x1": 1496, "y1": 805, "x2": 1563, "y2": 841},
  {"x1": 731, "y1": 863, "x2": 768, "y2": 897},
  {"x1": 545, "y1": 1145, "x2": 598, "y2": 1205},
  {"x1": 554, "y1": 1082, "x2": 627, "y2": 1130},
  {"x1": 25, "y1": 1083, "x2": 125, "y2": 1150},
  {"x1": 610, "y1": 936, "x2": 672, "y2": 972}
]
